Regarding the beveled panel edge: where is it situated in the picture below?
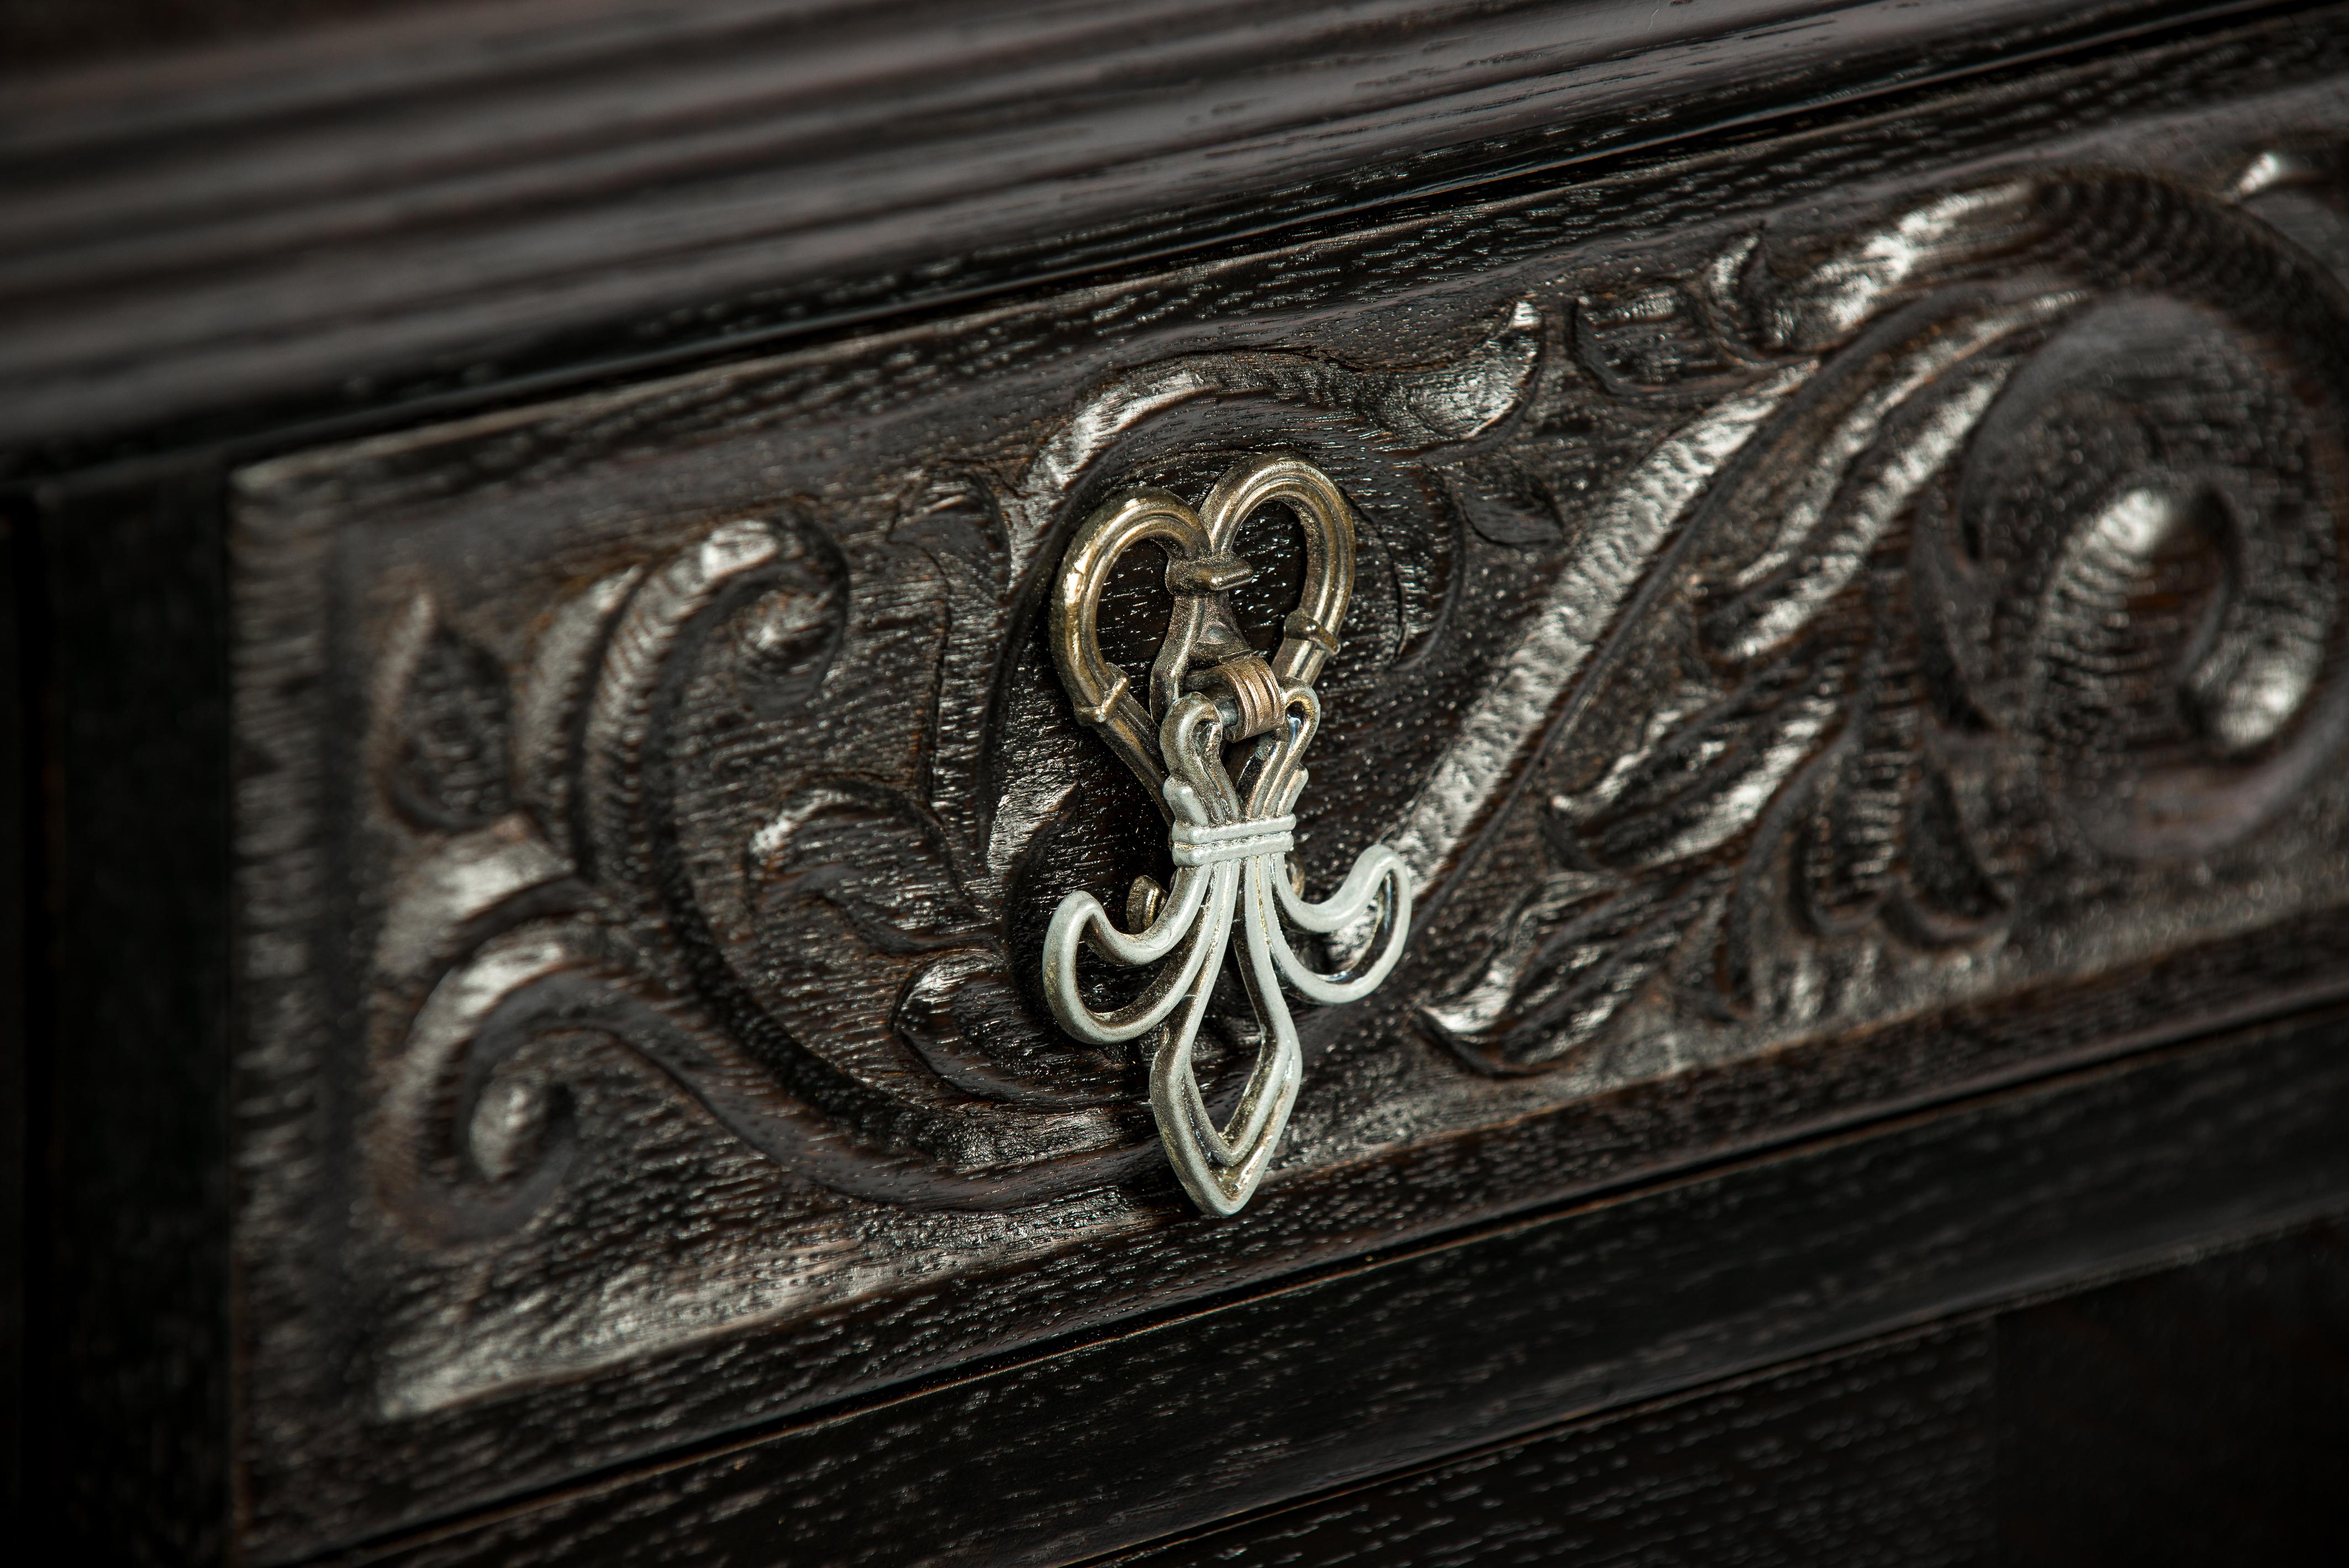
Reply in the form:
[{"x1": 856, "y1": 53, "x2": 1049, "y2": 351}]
[{"x1": 347, "y1": 1011, "x2": 2349, "y2": 1568}]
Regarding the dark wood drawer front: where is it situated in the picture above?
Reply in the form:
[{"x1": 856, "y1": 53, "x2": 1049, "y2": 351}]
[
  {"x1": 336, "y1": 1015, "x2": 2349, "y2": 1567},
  {"x1": 208, "y1": 12, "x2": 2349, "y2": 1560},
  {"x1": 1114, "y1": 1216, "x2": 2349, "y2": 1568}
]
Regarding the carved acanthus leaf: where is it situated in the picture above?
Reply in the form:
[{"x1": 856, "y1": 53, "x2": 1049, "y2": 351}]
[
  {"x1": 1426, "y1": 170, "x2": 2349, "y2": 1073},
  {"x1": 362, "y1": 304, "x2": 1549, "y2": 1222}
]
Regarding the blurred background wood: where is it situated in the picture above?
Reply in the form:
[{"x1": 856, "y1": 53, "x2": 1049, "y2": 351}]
[{"x1": 0, "y1": 0, "x2": 2290, "y2": 462}]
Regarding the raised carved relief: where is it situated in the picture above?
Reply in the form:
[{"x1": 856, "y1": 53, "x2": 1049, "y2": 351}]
[
  {"x1": 359, "y1": 307, "x2": 1542, "y2": 1231},
  {"x1": 232, "y1": 129, "x2": 2349, "y2": 1518},
  {"x1": 1423, "y1": 173, "x2": 2349, "y2": 1074},
  {"x1": 356, "y1": 165, "x2": 2349, "y2": 1243}
]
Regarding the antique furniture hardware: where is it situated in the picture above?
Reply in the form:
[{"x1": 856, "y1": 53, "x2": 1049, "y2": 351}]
[{"x1": 1042, "y1": 455, "x2": 1413, "y2": 1214}]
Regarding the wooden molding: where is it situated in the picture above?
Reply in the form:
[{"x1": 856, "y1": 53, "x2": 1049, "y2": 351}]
[{"x1": 0, "y1": 0, "x2": 2284, "y2": 459}]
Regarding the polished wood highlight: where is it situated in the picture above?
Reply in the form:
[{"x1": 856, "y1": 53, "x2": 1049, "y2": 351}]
[{"x1": 0, "y1": 0, "x2": 2284, "y2": 457}]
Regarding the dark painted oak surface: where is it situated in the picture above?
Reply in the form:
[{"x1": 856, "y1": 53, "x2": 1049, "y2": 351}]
[
  {"x1": 9, "y1": 3, "x2": 2349, "y2": 1565},
  {"x1": 211, "y1": 8, "x2": 2349, "y2": 1555},
  {"x1": 0, "y1": 0, "x2": 2293, "y2": 461},
  {"x1": 1113, "y1": 1219, "x2": 2349, "y2": 1567},
  {"x1": 347, "y1": 1016, "x2": 2349, "y2": 1565},
  {"x1": 1119, "y1": 1327, "x2": 2002, "y2": 1567}
]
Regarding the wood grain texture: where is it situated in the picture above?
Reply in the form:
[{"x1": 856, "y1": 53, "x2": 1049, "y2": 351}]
[
  {"x1": 210, "y1": 14, "x2": 2349, "y2": 1558},
  {"x1": 0, "y1": 0, "x2": 2292, "y2": 460},
  {"x1": 1103, "y1": 1218, "x2": 2349, "y2": 1567},
  {"x1": 1999, "y1": 1219, "x2": 2349, "y2": 1566},
  {"x1": 0, "y1": 0, "x2": 477, "y2": 78},
  {"x1": 339, "y1": 1013, "x2": 2349, "y2": 1567},
  {"x1": 1106, "y1": 1327, "x2": 1998, "y2": 1568},
  {"x1": 11, "y1": 6, "x2": 2349, "y2": 1562}
]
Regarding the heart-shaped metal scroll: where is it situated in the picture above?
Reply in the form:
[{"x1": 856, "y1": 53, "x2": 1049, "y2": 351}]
[{"x1": 1042, "y1": 454, "x2": 1413, "y2": 1216}]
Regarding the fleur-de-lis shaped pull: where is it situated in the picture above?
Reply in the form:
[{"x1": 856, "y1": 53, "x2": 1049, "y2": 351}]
[{"x1": 1043, "y1": 454, "x2": 1413, "y2": 1215}]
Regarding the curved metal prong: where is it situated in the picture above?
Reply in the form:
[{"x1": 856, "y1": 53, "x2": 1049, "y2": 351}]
[{"x1": 1040, "y1": 456, "x2": 1410, "y2": 1216}]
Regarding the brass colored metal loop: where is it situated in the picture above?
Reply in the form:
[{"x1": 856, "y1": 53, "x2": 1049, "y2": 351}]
[{"x1": 1166, "y1": 553, "x2": 1255, "y2": 595}]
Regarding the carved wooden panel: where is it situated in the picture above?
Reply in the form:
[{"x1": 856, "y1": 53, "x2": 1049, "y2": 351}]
[{"x1": 227, "y1": 41, "x2": 2349, "y2": 1558}]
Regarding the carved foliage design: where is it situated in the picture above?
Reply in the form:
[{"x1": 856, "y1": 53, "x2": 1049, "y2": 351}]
[
  {"x1": 1428, "y1": 174, "x2": 2349, "y2": 1070},
  {"x1": 365, "y1": 304, "x2": 1547, "y2": 1223},
  {"x1": 361, "y1": 159, "x2": 2349, "y2": 1230}
]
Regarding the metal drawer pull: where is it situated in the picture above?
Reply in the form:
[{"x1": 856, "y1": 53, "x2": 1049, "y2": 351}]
[{"x1": 1042, "y1": 454, "x2": 1413, "y2": 1215}]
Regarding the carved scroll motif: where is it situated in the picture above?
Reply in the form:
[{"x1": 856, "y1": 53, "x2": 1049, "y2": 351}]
[
  {"x1": 362, "y1": 305, "x2": 1542, "y2": 1225},
  {"x1": 359, "y1": 159, "x2": 2349, "y2": 1235},
  {"x1": 1421, "y1": 173, "x2": 2349, "y2": 1072}
]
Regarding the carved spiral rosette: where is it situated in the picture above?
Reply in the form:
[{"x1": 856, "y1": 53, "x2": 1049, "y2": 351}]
[{"x1": 1425, "y1": 169, "x2": 2349, "y2": 1072}]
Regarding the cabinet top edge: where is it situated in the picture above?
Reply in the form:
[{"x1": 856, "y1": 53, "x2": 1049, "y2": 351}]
[{"x1": 0, "y1": 0, "x2": 2288, "y2": 466}]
